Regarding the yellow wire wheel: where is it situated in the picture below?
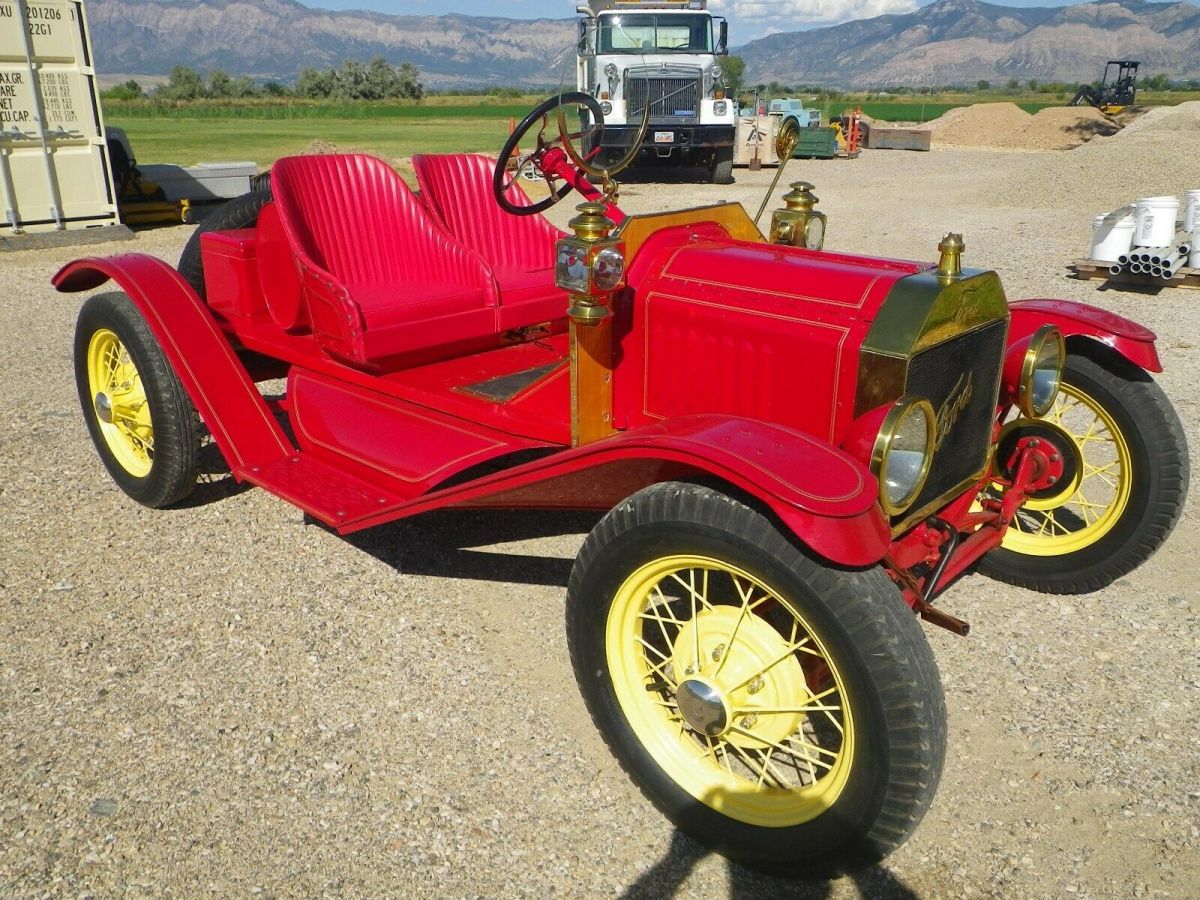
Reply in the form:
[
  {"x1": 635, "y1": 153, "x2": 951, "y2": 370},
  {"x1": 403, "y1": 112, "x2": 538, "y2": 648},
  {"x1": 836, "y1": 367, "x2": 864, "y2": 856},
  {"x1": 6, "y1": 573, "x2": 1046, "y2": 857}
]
[
  {"x1": 979, "y1": 350, "x2": 1188, "y2": 593},
  {"x1": 606, "y1": 555, "x2": 854, "y2": 828},
  {"x1": 1001, "y1": 382, "x2": 1132, "y2": 556},
  {"x1": 567, "y1": 482, "x2": 947, "y2": 871},
  {"x1": 73, "y1": 292, "x2": 200, "y2": 508},
  {"x1": 86, "y1": 327, "x2": 155, "y2": 478}
]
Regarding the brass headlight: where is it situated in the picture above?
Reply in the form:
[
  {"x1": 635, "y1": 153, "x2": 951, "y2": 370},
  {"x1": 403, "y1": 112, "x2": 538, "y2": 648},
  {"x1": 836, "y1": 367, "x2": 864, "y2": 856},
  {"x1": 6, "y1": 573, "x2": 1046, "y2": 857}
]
[
  {"x1": 1019, "y1": 325, "x2": 1065, "y2": 417},
  {"x1": 871, "y1": 396, "x2": 936, "y2": 516}
]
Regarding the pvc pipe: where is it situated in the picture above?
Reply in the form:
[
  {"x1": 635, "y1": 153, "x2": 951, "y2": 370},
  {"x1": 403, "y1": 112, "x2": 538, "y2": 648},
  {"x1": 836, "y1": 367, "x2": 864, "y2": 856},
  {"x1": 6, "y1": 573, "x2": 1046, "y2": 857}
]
[
  {"x1": 1108, "y1": 263, "x2": 1123, "y2": 275},
  {"x1": 1130, "y1": 262, "x2": 1144, "y2": 273},
  {"x1": 1117, "y1": 253, "x2": 1130, "y2": 265}
]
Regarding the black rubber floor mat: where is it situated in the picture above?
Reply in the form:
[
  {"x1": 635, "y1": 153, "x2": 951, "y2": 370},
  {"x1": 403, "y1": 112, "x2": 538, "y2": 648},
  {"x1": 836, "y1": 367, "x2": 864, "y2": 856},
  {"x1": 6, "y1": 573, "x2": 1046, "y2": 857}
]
[{"x1": 459, "y1": 361, "x2": 565, "y2": 403}]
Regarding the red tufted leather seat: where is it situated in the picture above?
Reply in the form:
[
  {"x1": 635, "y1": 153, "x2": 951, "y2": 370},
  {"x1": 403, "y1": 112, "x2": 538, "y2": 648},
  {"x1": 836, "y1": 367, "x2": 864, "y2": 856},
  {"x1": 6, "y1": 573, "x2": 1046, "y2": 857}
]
[
  {"x1": 412, "y1": 154, "x2": 567, "y2": 331},
  {"x1": 270, "y1": 154, "x2": 498, "y2": 365}
]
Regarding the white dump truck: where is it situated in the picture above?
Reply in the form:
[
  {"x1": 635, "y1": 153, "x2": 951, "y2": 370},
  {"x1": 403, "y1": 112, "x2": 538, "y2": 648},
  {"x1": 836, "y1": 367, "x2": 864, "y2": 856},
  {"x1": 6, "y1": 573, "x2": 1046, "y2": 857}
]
[{"x1": 575, "y1": 0, "x2": 736, "y2": 183}]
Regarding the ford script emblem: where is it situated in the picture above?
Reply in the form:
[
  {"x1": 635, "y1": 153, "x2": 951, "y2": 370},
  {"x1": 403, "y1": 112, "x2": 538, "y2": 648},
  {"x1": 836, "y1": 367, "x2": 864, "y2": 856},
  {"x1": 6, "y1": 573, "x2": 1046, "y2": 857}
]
[{"x1": 935, "y1": 372, "x2": 974, "y2": 449}]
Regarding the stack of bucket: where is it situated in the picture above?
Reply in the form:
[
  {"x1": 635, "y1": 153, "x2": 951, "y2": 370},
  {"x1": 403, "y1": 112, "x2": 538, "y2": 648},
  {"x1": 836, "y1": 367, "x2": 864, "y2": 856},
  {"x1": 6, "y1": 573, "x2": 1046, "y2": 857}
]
[{"x1": 1090, "y1": 190, "x2": 1200, "y2": 279}]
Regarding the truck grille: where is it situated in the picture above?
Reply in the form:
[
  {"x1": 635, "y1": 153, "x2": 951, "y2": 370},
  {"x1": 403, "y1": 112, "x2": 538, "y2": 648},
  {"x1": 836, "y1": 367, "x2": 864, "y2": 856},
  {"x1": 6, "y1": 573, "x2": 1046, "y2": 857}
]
[
  {"x1": 903, "y1": 319, "x2": 1008, "y2": 517},
  {"x1": 627, "y1": 73, "x2": 701, "y2": 125}
]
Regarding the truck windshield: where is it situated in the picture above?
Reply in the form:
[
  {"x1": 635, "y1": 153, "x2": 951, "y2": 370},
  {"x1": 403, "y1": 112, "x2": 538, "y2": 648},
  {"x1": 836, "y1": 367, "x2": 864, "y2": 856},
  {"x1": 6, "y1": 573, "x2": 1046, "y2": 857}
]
[{"x1": 597, "y1": 14, "x2": 713, "y2": 54}]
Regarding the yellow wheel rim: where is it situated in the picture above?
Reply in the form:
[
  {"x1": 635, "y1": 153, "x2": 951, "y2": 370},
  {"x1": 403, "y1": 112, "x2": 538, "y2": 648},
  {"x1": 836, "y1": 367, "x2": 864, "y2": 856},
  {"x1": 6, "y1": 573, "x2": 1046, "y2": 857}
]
[
  {"x1": 86, "y1": 328, "x2": 154, "y2": 478},
  {"x1": 1002, "y1": 382, "x2": 1132, "y2": 556},
  {"x1": 607, "y1": 555, "x2": 855, "y2": 828}
]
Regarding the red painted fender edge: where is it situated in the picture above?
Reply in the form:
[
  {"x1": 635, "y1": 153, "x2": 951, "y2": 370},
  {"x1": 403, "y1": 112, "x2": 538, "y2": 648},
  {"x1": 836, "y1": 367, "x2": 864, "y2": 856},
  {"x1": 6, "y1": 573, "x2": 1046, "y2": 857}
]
[
  {"x1": 54, "y1": 254, "x2": 295, "y2": 473},
  {"x1": 1009, "y1": 298, "x2": 1161, "y2": 372},
  {"x1": 350, "y1": 414, "x2": 893, "y2": 568}
]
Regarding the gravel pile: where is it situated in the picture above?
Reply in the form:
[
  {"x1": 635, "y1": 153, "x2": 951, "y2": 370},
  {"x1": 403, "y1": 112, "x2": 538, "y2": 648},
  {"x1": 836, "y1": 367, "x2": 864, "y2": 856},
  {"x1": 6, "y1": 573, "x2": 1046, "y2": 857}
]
[
  {"x1": 2, "y1": 145, "x2": 1197, "y2": 896},
  {"x1": 923, "y1": 102, "x2": 1118, "y2": 150},
  {"x1": 1117, "y1": 100, "x2": 1200, "y2": 136},
  {"x1": 926, "y1": 102, "x2": 1032, "y2": 147}
]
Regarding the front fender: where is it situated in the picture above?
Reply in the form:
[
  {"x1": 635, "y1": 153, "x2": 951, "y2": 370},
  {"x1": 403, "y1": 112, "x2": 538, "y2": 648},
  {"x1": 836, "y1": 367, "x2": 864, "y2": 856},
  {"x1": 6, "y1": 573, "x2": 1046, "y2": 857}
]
[
  {"x1": 368, "y1": 414, "x2": 892, "y2": 567},
  {"x1": 54, "y1": 254, "x2": 294, "y2": 472},
  {"x1": 1009, "y1": 298, "x2": 1161, "y2": 372}
]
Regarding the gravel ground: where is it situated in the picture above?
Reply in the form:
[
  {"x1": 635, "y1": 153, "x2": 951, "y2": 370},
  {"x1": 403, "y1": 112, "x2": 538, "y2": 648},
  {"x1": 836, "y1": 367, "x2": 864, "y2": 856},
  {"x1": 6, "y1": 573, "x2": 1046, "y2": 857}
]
[{"x1": 2, "y1": 142, "x2": 1198, "y2": 898}]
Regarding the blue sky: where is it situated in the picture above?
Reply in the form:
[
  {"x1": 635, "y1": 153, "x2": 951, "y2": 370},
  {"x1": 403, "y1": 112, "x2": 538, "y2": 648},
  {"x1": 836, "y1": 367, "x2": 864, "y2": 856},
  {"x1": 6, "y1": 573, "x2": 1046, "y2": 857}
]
[{"x1": 304, "y1": 0, "x2": 1098, "y2": 41}]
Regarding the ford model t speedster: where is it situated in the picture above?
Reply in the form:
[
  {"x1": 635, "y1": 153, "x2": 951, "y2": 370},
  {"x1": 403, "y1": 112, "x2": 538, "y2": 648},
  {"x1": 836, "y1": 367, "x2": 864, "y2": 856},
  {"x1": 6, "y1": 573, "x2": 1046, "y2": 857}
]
[{"x1": 56, "y1": 94, "x2": 1187, "y2": 873}]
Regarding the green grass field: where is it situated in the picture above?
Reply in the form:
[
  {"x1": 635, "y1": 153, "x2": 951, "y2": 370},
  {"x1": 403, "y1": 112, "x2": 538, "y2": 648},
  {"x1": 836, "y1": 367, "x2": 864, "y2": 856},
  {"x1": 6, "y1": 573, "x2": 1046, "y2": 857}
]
[{"x1": 103, "y1": 93, "x2": 1200, "y2": 168}]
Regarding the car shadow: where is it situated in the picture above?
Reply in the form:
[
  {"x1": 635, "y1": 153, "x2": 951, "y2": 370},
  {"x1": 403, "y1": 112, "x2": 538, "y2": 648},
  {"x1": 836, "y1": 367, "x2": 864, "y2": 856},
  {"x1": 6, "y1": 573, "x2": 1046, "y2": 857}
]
[
  {"x1": 341, "y1": 507, "x2": 603, "y2": 587},
  {"x1": 621, "y1": 824, "x2": 920, "y2": 898}
]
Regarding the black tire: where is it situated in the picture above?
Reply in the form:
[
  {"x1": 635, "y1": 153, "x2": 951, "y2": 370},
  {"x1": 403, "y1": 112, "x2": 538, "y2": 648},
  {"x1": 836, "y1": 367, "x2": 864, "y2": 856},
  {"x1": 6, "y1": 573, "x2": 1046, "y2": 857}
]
[
  {"x1": 978, "y1": 348, "x2": 1188, "y2": 593},
  {"x1": 710, "y1": 148, "x2": 734, "y2": 185},
  {"x1": 566, "y1": 482, "x2": 946, "y2": 874},
  {"x1": 74, "y1": 292, "x2": 199, "y2": 508},
  {"x1": 177, "y1": 186, "x2": 273, "y2": 299}
]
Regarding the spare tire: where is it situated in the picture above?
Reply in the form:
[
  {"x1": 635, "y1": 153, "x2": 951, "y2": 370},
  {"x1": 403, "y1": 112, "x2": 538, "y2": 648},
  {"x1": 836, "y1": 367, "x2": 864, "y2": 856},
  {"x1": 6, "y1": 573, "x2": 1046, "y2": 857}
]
[{"x1": 177, "y1": 183, "x2": 273, "y2": 300}]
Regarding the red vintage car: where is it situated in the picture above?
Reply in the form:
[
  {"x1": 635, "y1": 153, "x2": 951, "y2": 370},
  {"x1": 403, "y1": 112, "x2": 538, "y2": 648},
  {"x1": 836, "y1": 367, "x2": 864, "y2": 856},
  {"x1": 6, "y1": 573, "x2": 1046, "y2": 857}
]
[{"x1": 57, "y1": 94, "x2": 1187, "y2": 873}]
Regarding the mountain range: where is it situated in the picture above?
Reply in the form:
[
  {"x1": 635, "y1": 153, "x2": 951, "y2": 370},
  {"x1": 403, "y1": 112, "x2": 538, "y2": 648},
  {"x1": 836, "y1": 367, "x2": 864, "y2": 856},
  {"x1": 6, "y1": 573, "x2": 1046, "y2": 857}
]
[{"x1": 83, "y1": 0, "x2": 1200, "y2": 88}]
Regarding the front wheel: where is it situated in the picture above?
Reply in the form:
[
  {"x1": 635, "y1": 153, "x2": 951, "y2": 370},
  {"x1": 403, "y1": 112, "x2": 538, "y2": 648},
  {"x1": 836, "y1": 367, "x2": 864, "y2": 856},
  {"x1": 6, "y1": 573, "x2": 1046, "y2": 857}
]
[
  {"x1": 979, "y1": 348, "x2": 1188, "y2": 593},
  {"x1": 566, "y1": 482, "x2": 946, "y2": 873},
  {"x1": 74, "y1": 292, "x2": 200, "y2": 508},
  {"x1": 710, "y1": 148, "x2": 734, "y2": 185}
]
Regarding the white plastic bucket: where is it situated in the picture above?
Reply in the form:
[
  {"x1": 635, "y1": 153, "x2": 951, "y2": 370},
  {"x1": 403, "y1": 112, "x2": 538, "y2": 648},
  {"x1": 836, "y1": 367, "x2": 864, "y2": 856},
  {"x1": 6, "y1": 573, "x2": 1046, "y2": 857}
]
[
  {"x1": 1134, "y1": 195, "x2": 1180, "y2": 247},
  {"x1": 1090, "y1": 211, "x2": 1136, "y2": 262},
  {"x1": 1184, "y1": 189, "x2": 1200, "y2": 234}
]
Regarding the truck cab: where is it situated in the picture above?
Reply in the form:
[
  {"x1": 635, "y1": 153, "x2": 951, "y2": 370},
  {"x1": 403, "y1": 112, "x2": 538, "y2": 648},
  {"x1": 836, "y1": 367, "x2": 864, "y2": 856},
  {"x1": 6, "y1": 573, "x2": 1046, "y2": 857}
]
[{"x1": 576, "y1": 0, "x2": 736, "y2": 183}]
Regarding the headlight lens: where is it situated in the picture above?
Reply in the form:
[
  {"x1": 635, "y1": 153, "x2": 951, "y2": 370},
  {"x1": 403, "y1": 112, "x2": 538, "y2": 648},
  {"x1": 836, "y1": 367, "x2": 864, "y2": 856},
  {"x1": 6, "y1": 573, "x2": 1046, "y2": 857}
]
[
  {"x1": 871, "y1": 397, "x2": 935, "y2": 516},
  {"x1": 555, "y1": 239, "x2": 591, "y2": 293},
  {"x1": 711, "y1": 64, "x2": 722, "y2": 80},
  {"x1": 604, "y1": 62, "x2": 618, "y2": 79},
  {"x1": 804, "y1": 216, "x2": 825, "y2": 250},
  {"x1": 601, "y1": 100, "x2": 613, "y2": 115},
  {"x1": 592, "y1": 247, "x2": 625, "y2": 291},
  {"x1": 713, "y1": 100, "x2": 728, "y2": 116},
  {"x1": 1020, "y1": 325, "x2": 1065, "y2": 417}
]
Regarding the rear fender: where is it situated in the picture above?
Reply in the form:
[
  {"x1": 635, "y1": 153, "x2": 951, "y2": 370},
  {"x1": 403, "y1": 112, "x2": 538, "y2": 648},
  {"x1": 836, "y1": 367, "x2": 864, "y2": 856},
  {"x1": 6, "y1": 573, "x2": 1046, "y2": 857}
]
[
  {"x1": 357, "y1": 415, "x2": 892, "y2": 567},
  {"x1": 1009, "y1": 299, "x2": 1161, "y2": 372},
  {"x1": 54, "y1": 254, "x2": 294, "y2": 473}
]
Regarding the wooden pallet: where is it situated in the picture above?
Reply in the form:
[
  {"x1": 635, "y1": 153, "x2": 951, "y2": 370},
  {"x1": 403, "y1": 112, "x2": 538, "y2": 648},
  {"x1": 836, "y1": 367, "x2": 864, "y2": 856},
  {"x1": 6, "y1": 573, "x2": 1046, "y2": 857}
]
[{"x1": 1071, "y1": 258, "x2": 1200, "y2": 290}]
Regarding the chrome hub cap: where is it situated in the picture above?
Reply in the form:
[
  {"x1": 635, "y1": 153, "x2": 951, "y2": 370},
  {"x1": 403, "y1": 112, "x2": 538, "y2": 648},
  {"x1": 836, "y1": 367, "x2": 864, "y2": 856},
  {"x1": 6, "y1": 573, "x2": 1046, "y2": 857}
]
[
  {"x1": 94, "y1": 392, "x2": 113, "y2": 424},
  {"x1": 676, "y1": 677, "x2": 730, "y2": 737}
]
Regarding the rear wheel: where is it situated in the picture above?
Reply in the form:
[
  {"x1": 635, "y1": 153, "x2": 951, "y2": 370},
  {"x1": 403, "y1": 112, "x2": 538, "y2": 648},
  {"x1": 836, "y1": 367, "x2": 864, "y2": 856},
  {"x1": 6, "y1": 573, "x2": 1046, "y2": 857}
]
[
  {"x1": 74, "y1": 292, "x2": 199, "y2": 507},
  {"x1": 567, "y1": 482, "x2": 946, "y2": 873},
  {"x1": 979, "y1": 349, "x2": 1188, "y2": 593},
  {"x1": 710, "y1": 148, "x2": 734, "y2": 185}
]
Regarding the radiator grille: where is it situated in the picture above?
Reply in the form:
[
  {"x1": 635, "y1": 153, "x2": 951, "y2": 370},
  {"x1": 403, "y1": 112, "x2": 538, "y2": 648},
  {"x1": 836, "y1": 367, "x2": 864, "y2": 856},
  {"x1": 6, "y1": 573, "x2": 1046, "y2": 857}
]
[
  {"x1": 627, "y1": 75, "x2": 701, "y2": 124},
  {"x1": 903, "y1": 319, "x2": 1007, "y2": 516}
]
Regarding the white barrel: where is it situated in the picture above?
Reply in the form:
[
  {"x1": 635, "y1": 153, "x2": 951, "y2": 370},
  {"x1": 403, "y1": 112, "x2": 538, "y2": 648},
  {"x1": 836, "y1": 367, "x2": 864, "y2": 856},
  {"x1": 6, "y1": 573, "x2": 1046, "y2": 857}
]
[
  {"x1": 1134, "y1": 196, "x2": 1180, "y2": 248},
  {"x1": 1090, "y1": 211, "x2": 1136, "y2": 262},
  {"x1": 1184, "y1": 189, "x2": 1200, "y2": 234}
]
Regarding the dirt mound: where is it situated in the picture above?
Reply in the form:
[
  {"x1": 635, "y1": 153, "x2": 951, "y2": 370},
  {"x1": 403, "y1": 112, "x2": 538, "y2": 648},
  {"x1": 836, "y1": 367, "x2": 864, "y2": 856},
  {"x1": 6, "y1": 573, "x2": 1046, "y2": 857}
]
[
  {"x1": 928, "y1": 102, "x2": 1033, "y2": 147},
  {"x1": 1116, "y1": 101, "x2": 1200, "y2": 136},
  {"x1": 998, "y1": 106, "x2": 1120, "y2": 150}
]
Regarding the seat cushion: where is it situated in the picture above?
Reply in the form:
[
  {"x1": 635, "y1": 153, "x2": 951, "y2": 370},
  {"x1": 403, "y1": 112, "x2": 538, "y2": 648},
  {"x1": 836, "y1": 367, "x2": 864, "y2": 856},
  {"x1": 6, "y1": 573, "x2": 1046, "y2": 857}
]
[
  {"x1": 345, "y1": 281, "x2": 495, "y2": 359},
  {"x1": 491, "y1": 265, "x2": 566, "y2": 331}
]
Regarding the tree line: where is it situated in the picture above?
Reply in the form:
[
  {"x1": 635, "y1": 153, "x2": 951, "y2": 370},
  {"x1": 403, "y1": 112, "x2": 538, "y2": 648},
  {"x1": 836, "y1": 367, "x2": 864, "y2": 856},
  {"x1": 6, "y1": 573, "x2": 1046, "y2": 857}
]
[{"x1": 102, "y1": 57, "x2": 424, "y2": 102}]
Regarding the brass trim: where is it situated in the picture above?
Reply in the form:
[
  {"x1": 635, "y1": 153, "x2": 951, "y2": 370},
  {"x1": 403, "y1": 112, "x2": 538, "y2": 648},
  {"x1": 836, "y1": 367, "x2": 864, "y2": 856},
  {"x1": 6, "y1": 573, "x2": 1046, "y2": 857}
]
[
  {"x1": 1019, "y1": 325, "x2": 1065, "y2": 418},
  {"x1": 870, "y1": 397, "x2": 936, "y2": 517},
  {"x1": 855, "y1": 269, "x2": 1010, "y2": 417}
]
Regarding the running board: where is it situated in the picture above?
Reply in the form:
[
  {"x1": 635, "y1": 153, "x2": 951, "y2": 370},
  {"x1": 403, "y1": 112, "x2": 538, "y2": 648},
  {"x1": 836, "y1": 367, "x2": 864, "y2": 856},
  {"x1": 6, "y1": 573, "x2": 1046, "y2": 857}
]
[{"x1": 239, "y1": 453, "x2": 408, "y2": 529}]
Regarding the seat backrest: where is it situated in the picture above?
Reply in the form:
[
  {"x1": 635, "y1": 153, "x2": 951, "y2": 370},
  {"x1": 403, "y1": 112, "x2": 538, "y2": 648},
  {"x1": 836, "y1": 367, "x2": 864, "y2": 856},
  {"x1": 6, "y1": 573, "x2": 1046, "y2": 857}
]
[
  {"x1": 412, "y1": 153, "x2": 565, "y2": 271},
  {"x1": 270, "y1": 153, "x2": 491, "y2": 289}
]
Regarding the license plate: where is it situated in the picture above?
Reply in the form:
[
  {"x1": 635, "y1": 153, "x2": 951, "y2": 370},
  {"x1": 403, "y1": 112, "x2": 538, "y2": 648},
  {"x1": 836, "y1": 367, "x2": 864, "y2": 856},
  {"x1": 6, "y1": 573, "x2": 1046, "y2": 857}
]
[{"x1": 654, "y1": 131, "x2": 674, "y2": 143}]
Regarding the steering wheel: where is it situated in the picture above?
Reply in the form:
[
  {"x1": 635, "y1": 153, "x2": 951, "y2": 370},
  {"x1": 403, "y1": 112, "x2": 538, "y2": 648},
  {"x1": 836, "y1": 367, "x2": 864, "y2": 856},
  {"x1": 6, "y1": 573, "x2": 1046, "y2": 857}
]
[{"x1": 492, "y1": 92, "x2": 648, "y2": 217}]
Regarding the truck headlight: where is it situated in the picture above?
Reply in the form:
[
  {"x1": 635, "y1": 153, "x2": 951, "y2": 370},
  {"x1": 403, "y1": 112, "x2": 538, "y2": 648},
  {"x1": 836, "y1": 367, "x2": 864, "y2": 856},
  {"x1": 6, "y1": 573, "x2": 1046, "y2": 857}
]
[
  {"x1": 604, "y1": 62, "x2": 618, "y2": 79},
  {"x1": 713, "y1": 100, "x2": 728, "y2": 116},
  {"x1": 871, "y1": 397, "x2": 935, "y2": 516},
  {"x1": 1019, "y1": 325, "x2": 1065, "y2": 417},
  {"x1": 601, "y1": 101, "x2": 613, "y2": 115}
]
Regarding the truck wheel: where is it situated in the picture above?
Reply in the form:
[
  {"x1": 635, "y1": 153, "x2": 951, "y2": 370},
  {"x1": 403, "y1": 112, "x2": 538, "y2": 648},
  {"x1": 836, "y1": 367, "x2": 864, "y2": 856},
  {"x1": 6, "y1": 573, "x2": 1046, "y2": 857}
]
[
  {"x1": 177, "y1": 187, "x2": 273, "y2": 299},
  {"x1": 566, "y1": 482, "x2": 946, "y2": 873},
  {"x1": 710, "y1": 149, "x2": 734, "y2": 185},
  {"x1": 74, "y1": 292, "x2": 199, "y2": 508},
  {"x1": 979, "y1": 349, "x2": 1188, "y2": 593}
]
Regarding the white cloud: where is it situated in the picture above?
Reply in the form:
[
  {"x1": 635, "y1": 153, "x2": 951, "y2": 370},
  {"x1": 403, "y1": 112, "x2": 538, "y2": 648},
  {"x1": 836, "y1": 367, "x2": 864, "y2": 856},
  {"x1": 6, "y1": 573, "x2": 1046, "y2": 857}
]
[{"x1": 730, "y1": 0, "x2": 918, "y2": 30}]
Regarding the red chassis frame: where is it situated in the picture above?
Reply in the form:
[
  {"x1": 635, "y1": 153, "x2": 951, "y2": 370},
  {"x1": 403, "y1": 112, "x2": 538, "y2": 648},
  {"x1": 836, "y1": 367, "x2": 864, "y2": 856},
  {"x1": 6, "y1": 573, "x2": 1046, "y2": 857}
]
[{"x1": 53, "y1": 154, "x2": 1163, "y2": 620}]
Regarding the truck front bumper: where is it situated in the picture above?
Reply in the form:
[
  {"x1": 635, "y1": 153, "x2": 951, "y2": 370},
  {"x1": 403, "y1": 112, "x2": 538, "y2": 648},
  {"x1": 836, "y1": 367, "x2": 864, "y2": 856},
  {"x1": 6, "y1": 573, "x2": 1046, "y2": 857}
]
[{"x1": 591, "y1": 124, "x2": 735, "y2": 152}]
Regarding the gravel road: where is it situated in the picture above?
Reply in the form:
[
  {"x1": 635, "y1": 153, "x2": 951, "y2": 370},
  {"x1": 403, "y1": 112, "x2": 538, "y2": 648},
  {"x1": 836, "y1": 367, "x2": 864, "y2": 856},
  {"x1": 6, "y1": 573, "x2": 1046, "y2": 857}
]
[{"x1": 2, "y1": 139, "x2": 1198, "y2": 898}]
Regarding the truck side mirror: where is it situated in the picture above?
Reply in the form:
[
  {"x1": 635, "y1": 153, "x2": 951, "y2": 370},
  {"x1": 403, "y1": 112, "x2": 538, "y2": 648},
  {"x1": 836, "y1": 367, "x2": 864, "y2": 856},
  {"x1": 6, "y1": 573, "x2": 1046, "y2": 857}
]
[
  {"x1": 716, "y1": 20, "x2": 728, "y2": 55},
  {"x1": 578, "y1": 20, "x2": 594, "y2": 57}
]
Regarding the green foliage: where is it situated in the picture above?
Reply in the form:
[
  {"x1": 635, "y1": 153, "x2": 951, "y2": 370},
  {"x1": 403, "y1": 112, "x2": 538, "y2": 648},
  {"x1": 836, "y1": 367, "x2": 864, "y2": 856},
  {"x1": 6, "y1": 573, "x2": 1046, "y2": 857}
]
[
  {"x1": 1006, "y1": 78, "x2": 1020, "y2": 91},
  {"x1": 722, "y1": 55, "x2": 745, "y2": 95},
  {"x1": 158, "y1": 66, "x2": 206, "y2": 101},
  {"x1": 101, "y1": 79, "x2": 142, "y2": 101},
  {"x1": 976, "y1": 80, "x2": 990, "y2": 91},
  {"x1": 297, "y1": 57, "x2": 424, "y2": 101}
]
